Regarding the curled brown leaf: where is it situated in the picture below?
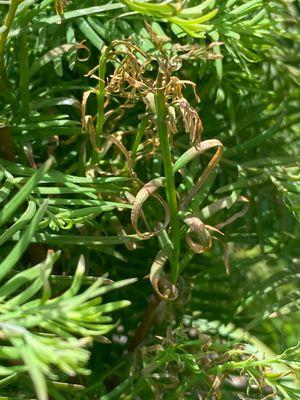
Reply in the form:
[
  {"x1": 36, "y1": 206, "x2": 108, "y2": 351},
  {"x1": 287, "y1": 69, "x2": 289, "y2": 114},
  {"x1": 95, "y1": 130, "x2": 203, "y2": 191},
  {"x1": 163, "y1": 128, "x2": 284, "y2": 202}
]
[
  {"x1": 176, "y1": 97, "x2": 203, "y2": 144},
  {"x1": 109, "y1": 134, "x2": 139, "y2": 181},
  {"x1": 76, "y1": 41, "x2": 91, "y2": 62},
  {"x1": 131, "y1": 178, "x2": 170, "y2": 239},
  {"x1": 178, "y1": 139, "x2": 223, "y2": 211},
  {"x1": 81, "y1": 89, "x2": 104, "y2": 153},
  {"x1": 183, "y1": 214, "x2": 212, "y2": 254},
  {"x1": 216, "y1": 196, "x2": 250, "y2": 230},
  {"x1": 148, "y1": 247, "x2": 178, "y2": 301}
]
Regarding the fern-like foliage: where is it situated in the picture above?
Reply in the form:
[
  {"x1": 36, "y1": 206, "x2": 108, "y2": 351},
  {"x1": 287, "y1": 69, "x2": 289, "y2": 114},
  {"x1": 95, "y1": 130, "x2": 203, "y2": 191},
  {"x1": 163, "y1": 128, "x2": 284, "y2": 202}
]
[{"x1": 0, "y1": 0, "x2": 299, "y2": 399}]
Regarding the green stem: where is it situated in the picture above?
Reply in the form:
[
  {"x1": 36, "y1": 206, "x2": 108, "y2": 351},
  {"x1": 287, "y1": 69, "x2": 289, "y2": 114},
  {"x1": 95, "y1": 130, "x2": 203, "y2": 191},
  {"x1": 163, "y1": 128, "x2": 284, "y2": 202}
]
[
  {"x1": 19, "y1": 35, "x2": 29, "y2": 118},
  {"x1": 0, "y1": 0, "x2": 21, "y2": 78},
  {"x1": 155, "y1": 71, "x2": 180, "y2": 283},
  {"x1": 131, "y1": 117, "x2": 148, "y2": 165},
  {"x1": 0, "y1": 0, "x2": 21, "y2": 109},
  {"x1": 96, "y1": 46, "x2": 108, "y2": 140}
]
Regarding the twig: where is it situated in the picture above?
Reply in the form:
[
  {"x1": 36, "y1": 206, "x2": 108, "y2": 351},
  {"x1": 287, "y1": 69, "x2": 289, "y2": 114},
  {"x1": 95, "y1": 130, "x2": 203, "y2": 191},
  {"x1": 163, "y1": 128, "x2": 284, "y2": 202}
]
[
  {"x1": 155, "y1": 70, "x2": 181, "y2": 283},
  {"x1": 128, "y1": 294, "x2": 161, "y2": 350}
]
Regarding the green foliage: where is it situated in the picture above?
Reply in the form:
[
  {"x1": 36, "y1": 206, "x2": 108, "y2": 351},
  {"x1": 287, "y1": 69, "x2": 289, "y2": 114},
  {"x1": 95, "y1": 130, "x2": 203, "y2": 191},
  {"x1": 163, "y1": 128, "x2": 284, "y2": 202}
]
[{"x1": 0, "y1": 0, "x2": 299, "y2": 399}]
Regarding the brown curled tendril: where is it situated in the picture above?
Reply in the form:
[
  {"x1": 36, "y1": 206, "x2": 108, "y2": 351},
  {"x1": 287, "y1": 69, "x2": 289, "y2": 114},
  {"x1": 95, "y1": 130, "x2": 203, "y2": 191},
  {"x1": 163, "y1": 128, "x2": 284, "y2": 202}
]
[
  {"x1": 187, "y1": 195, "x2": 249, "y2": 273},
  {"x1": 81, "y1": 89, "x2": 95, "y2": 133},
  {"x1": 215, "y1": 196, "x2": 250, "y2": 230},
  {"x1": 183, "y1": 215, "x2": 231, "y2": 273},
  {"x1": 76, "y1": 41, "x2": 91, "y2": 62},
  {"x1": 81, "y1": 89, "x2": 103, "y2": 153},
  {"x1": 109, "y1": 134, "x2": 140, "y2": 182},
  {"x1": 87, "y1": 115, "x2": 101, "y2": 153},
  {"x1": 62, "y1": 133, "x2": 80, "y2": 146},
  {"x1": 212, "y1": 236, "x2": 230, "y2": 275},
  {"x1": 183, "y1": 214, "x2": 215, "y2": 254},
  {"x1": 147, "y1": 247, "x2": 178, "y2": 301},
  {"x1": 173, "y1": 139, "x2": 223, "y2": 211},
  {"x1": 131, "y1": 178, "x2": 170, "y2": 239}
]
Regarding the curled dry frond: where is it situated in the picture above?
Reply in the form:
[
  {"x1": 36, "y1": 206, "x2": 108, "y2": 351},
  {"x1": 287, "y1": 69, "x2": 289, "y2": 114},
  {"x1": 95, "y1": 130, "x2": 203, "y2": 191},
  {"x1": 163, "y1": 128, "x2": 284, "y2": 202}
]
[
  {"x1": 181, "y1": 193, "x2": 250, "y2": 273},
  {"x1": 82, "y1": 38, "x2": 210, "y2": 154},
  {"x1": 183, "y1": 214, "x2": 222, "y2": 254},
  {"x1": 109, "y1": 134, "x2": 139, "y2": 181},
  {"x1": 215, "y1": 195, "x2": 250, "y2": 230},
  {"x1": 131, "y1": 178, "x2": 170, "y2": 239},
  {"x1": 105, "y1": 40, "x2": 152, "y2": 105},
  {"x1": 176, "y1": 97, "x2": 202, "y2": 144},
  {"x1": 163, "y1": 76, "x2": 203, "y2": 144},
  {"x1": 148, "y1": 246, "x2": 178, "y2": 301},
  {"x1": 81, "y1": 89, "x2": 101, "y2": 152},
  {"x1": 174, "y1": 139, "x2": 223, "y2": 210}
]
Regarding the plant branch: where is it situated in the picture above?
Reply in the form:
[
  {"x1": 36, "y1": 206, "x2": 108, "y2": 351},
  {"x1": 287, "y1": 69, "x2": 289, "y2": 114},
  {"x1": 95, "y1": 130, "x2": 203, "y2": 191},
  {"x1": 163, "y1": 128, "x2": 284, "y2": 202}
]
[
  {"x1": 96, "y1": 46, "x2": 108, "y2": 140},
  {"x1": 128, "y1": 294, "x2": 161, "y2": 350},
  {"x1": 155, "y1": 71, "x2": 180, "y2": 283}
]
